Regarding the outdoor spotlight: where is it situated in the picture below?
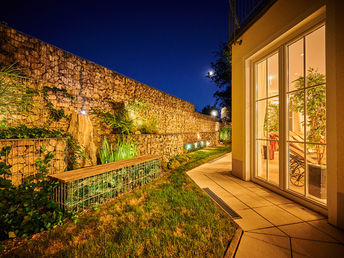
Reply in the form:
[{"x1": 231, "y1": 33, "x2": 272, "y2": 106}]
[
  {"x1": 80, "y1": 109, "x2": 87, "y2": 115},
  {"x1": 211, "y1": 110, "x2": 218, "y2": 117}
]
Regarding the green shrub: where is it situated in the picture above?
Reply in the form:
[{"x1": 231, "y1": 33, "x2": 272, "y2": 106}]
[
  {"x1": 0, "y1": 147, "x2": 69, "y2": 240},
  {"x1": 167, "y1": 159, "x2": 181, "y2": 170},
  {"x1": 220, "y1": 126, "x2": 231, "y2": 143},
  {"x1": 0, "y1": 125, "x2": 86, "y2": 170},
  {"x1": 99, "y1": 136, "x2": 138, "y2": 164},
  {"x1": 174, "y1": 154, "x2": 190, "y2": 164},
  {"x1": 137, "y1": 118, "x2": 159, "y2": 134},
  {"x1": 161, "y1": 156, "x2": 169, "y2": 171}
]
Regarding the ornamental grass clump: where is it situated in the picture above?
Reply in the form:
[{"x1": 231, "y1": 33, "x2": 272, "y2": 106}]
[{"x1": 99, "y1": 137, "x2": 138, "y2": 164}]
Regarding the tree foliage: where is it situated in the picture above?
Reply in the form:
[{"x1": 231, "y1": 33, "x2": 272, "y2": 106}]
[
  {"x1": 201, "y1": 105, "x2": 218, "y2": 116},
  {"x1": 290, "y1": 68, "x2": 326, "y2": 164},
  {"x1": 207, "y1": 43, "x2": 232, "y2": 108}
]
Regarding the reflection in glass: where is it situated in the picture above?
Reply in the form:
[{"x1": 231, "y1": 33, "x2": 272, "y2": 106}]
[
  {"x1": 306, "y1": 26, "x2": 326, "y2": 80},
  {"x1": 288, "y1": 91, "x2": 305, "y2": 142},
  {"x1": 306, "y1": 85, "x2": 326, "y2": 144},
  {"x1": 267, "y1": 97, "x2": 279, "y2": 139},
  {"x1": 306, "y1": 144, "x2": 327, "y2": 202},
  {"x1": 256, "y1": 140, "x2": 267, "y2": 180},
  {"x1": 257, "y1": 100, "x2": 267, "y2": 139},
  {"x1": 268, "y1": 140, "x2": 279, "y2": 185},
  {"x1": 268, "y1": 53, "x2": 279, "y2": 97},
  {"x1": 256, "y1": 60, "x2": 267, "y2": 100},
  {"x1": 288, "y1": 38, "x2": 304, "y2": 92},
  {"x1": 288, "y1": 142, "x2": 305, "y2": 195}
]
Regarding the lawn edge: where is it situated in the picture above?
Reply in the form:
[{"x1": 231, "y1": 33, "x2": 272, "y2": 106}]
[
  {"x1": 183, "y1": 151, "x2": 241, "y2": 257},
  {"x1": 224, "y1": 227, "x2": 243, "y2": 258}
]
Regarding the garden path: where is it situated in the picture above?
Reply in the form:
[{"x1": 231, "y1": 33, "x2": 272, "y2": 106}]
[{"x1": 187, "y1": 153, "x2": 344, "y2": 257}]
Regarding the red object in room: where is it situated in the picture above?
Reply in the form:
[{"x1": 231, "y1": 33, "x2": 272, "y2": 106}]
[{"x1": 269, "y1": 134, "x2": 278, "y2": 160}]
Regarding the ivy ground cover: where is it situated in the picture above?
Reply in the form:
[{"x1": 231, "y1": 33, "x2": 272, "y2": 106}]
[{"x1": 2, "y1": 147, "x2": 236, "y2": 257}]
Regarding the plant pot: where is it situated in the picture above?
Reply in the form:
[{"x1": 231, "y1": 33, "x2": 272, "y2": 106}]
[{"x1": 308, "y1": 163, "x2": 327, "y2": 200}]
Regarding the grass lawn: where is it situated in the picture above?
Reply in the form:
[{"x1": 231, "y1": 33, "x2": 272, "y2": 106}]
[{"x1": 2, "y1": 146, "x2": 236, "y2": 257}]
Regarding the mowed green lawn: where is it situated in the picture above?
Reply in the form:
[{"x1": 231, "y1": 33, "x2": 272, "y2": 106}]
[{"x1": 3, "y1": 146, "x2": 236, "y2": 257}]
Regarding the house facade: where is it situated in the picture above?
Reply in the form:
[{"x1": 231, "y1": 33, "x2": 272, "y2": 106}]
[{"x1": 230, "y1": 0, "x2": 344, "y2": 228}]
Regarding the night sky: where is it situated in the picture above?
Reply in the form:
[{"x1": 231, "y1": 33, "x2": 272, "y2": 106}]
[{"x1": 0, "y1": 0, "x2": 228, "y2": 111}]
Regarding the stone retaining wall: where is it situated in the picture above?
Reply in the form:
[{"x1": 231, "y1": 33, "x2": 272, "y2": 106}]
[
  {"x1": 0, "y1": 138, "x2": 67, "y2": 185},
  {"x1": 104, "y1": 132, "x2": 219, "y2": 160},
  {"x1": 0, "y1": 24, "x2": 220, "y2": 144}
]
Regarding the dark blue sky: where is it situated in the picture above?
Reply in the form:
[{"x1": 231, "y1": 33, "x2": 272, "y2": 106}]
[{"x1": 0, "y1": 0, "x2": 228, "y2": 111}]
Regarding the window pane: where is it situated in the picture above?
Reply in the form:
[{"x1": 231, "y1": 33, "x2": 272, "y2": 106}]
[
  {"x1": 268, "y1": 140, "x2": 279, "y2": 185},
  {"x1": 268, "y1": 53, "x2": 279, "y2": 97},
  {"x1": 256, "y1": 140, "x2": 268, "y2": 180},
  {"x1": 306, "y1": 85, "x2": 326, "y2": 144},
  {"x1": 256, "y1": 100, "x2": 267, "y2": 139},
  {"x1": 288, "y1": 142, "x2": 305, "y2": 195},
  {"x1": 288, "y1": 91, "x2": 305, "y2": 142},
  {"x1": 288, "y1": 38, "x2": 304, "y2": 92},
  {"x1": 267, "y1": 97, "x2": 279, "y2": 139},
  {"x1": 305, "y1": 26, "x2": 326, "y2": 87},
  {"x1": 306, "y1": 144, "x2": 326, "y2": 202},
  {"x1": 256, "y1": 60, "x2": 267, "y2": 100}
]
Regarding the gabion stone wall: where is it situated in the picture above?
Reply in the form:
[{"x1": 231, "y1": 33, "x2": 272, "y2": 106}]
[
  {"x1": 0, "y1": 24, "x2": 220, "y2": 146},
  {"x1": 0, "y1": 138, "x2": 67, "y2": 185},
  {"x1": 51, "y1": 155, "x2": 161, "y2": 212},
  {"x1": 103, "y1": 132, "x2": 219, "y2": 160}
]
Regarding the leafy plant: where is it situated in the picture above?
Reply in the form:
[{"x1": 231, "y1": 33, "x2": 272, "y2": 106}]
[
  {"x1": 290, "y1": 68, "x2": 326, "y2": 164},
  {"x1": 92, "y1": 99, "x2": 158, "y2": 135},
  {"x1": 263, "y1": 101, "x2": 279, "y2": 135},
  {"x1": 41, "y1": 86, "x2": 75, "y2": 122},
  {"x1": 0, "y1": 64, "x2": 38, "y2": 114},
  {"x1": 0, "y1": 125, "x2": 86, "y2": 170},
  {"x1": 137, "y1": 117, "x2": 159, "y2": 134},
  {"x1": 92, "y1": 108, "x2": 134, "y2": 135},
  {"x1": 98, "y1": 136, "x2": 138, "y2": 164},
  {"x1": 219, "y1": 126, "x2": 232, "y2": 143},
  {"x1": 0, "y1": 146, "x2": 68, "y2": 240}
]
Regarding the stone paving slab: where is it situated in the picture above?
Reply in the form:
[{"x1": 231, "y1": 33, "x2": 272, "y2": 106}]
[{"x1": 187, "y1": 152, "x2": 344, "y2": 258}]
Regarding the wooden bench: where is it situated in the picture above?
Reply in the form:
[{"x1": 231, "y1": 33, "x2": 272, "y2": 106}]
[{"x1": 50, "y1": 155, "x2": 161, "y2": 212}]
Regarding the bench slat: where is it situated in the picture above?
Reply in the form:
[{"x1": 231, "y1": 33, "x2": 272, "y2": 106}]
[{"x1": 50, "y1": 155, "x2": 161, "y2": 183}]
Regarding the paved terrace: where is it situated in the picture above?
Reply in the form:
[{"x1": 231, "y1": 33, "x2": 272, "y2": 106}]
[{"x1": 187, "y1": 153, "x2": 344, "y2": 258}]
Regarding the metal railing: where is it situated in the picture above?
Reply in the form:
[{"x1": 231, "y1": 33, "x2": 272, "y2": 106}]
[{"x1": 229, "y1": 0, "x2": 273, "y2": 43}]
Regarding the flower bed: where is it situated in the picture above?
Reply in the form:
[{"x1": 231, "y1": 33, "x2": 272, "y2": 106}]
[{"x1": 50, "y1": 155, "x2": 161, "y2": 212}]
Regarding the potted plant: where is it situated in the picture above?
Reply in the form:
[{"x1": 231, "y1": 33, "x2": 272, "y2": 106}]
[
  {"x1": 263, "y1": 101, "x2": 279, "y2": 160},
  {"x1": 290, "y1": 68, "x2": 326, "y2": 199}
]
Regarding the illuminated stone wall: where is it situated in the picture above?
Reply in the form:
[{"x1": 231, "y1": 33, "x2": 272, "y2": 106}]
[
  {"x1": 106, "y1": 132, "x2": 219, "y2": 160},
  {"x1": 0, "y1": 24, "x2": 219, "y2": 144}
]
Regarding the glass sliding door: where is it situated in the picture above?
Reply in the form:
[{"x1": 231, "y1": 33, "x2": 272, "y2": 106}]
[
  {"x1": 287, "y1": 26, "x2": 326, "y2": 204},
  {"x1": 255, "y1": 53, "x2": 279, "y2": 185}
]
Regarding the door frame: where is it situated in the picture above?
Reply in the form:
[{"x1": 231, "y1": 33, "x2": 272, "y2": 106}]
[{"x1": 246, "y1": 18, "x2": 327, "y2": 214}]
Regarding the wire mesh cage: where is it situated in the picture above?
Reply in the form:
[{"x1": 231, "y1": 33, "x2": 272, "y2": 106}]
[
  {"x1": 0, "y1": 138, "x2": 67, "y2": 185},
  {"x1": 52, "y1": 156, "x2": 161, "y2": 212}
]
